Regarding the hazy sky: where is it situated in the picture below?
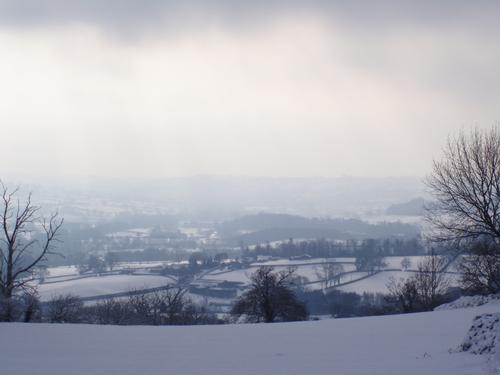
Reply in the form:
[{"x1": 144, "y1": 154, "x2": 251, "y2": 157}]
[{"x1": 1, "y1": 1, "x2": 499, "y2": 180}]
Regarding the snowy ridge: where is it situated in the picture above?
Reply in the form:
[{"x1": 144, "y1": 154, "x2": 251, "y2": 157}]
[{"x1": 435, "y1": 294, "x2": 500, "y2": 311}]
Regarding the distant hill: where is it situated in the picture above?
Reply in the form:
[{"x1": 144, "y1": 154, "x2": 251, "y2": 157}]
[
  {"x1": 218, "y1": 213, "x2": 420, "y2": 245},
  {"x1": 385, "y1": 198, "x2": 428, "y2": 216}
]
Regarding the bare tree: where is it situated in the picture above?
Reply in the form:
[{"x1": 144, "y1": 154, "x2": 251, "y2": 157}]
[
  {"x1": 387, "y1": 254, "x2": 450, "y2": 312},
  {"x1": 92, "y1": 298, "x2": 131, "y2": 325},
  {"x1": 0, "y1": 183, "x2": 63, "y2": 320},
  {"x1": 157, "y1": 288, "x2": 186, "y2": 325},
  {"x1": 231, "y1": 266, "x2": 308, "y2": 323},
  {"x1": 387, "y1": 276, "x2": 420, "y2": 313},
  {"x1": 425, "y1": 126, "x2": 500, "y2": 245},
  {"x1": 458, "y1": 241, "x2": 500, "y2": 294},
  {"x1": 401, "y1": 257, "x2": 412, "y2": 271},
  {"x1": 413, "y1": 254, "x2": 450, "y2": 308},
  {"x1": 104, "y1": 251, "x2": 119, "y2": 271},
  {"x1": 426, "y1": 127, "x2": 500, "y2": 292},
  {"x1": 78, "y1": 254, "x2": 106, "y2": 275}
]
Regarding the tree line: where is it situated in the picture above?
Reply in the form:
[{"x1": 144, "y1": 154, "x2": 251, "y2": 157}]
[
  {"x1": 246, "y1": 237, "x2": 425, "y2": 259},
  {"x1": 0, "y1": 287, "x2": 222, "y2": 325}
]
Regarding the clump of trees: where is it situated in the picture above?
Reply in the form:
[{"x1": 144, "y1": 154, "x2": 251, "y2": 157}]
[
  {"x1": 76, "y1": 252, "x2": 121, "y2": 275},
  {"x1": 78, "y1": 254, "x2": 106, "y2": 274},
  {"x1": 400, "y1": 257, "x2": 412, "y2": 271},
  {"x1": 296, "y1": 289, "x2": 396, "y2": 318},
  {"x1": 355, "y1": 241, "x2": 387, "y2": 274},
  {"x1": 231, "y1": 267, "x2": 308, "y2": 323},
  {"x1": 315, "y1": 261, "x2": 344, "y2": 288},
  {"x1": 3, "y1": 288, "x2": 222, "y2": 325},
  {"x1": 327, "y1": 290, "x2": 394, "y2": 317},
  {"x1": 426, "y1": 126, "x2": 500, "y2": 294}
]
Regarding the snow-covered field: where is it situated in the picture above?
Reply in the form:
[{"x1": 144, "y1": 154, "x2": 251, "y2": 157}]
[
  {"x1": 116, "y1": 261, "x2": 189, "y2": 269},
  {"x1": 2, "y1": 301, "x2": 499, "y2": 375},
  {"x1": 202, "y1": 269, "x2": 251, "y2": 284},
  {"x1": 337, "y1": 270, "x2": 461, "y2": 295},
  {"x1": 37, "y1": 275, "x2": 174, "y2": 301},
  {"x1": 382, "y1": 256, "x2": 427, "y2": 270},
  {"x1": 202, "y1": 266, "x2": 419, "y2": 294},
  {"x1": 46, "y1": 266, "x2": 80, "y2": 278},
  {"x1": 337, "y1": 271, "x2": 411, "y2": 294},
  {"x1": 41, "y1": 256, "x2": 461, "y2": 302},
  {"x1": 251, "y1": 257, "x2": 356, "y2": 267},
  {"x1": 201, "y1": 264, "x2": 357, "y2": 286},
  {"x1": 251, "y1": 256, "x2": 429, "y2": 270}
]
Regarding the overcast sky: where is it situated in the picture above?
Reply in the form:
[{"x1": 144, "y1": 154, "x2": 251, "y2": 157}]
[{"x1": 0, "y1": 1, "x2": 499, "y2": 181}]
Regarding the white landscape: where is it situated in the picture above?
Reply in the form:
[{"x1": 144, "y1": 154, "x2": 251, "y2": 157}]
[
  {"x1": 37, "y1": 256, "x2": 457, "y2": 303},
  {"x1": 1, "y1": 2, "x2": 499, "y2": 375}
]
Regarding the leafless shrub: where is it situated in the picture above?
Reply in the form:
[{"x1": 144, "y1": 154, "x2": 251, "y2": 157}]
[
  {"x1": 46, "y1": 294, "x2": 84, "y2": 323},
  {"x1": 387, "y1": 254, "x2": 450, "y2": 312},
  {"x1": 459, "y1": 241, "x2": 500, "y2": 294}
]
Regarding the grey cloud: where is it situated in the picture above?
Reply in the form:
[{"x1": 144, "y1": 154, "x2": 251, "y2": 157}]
[{"x1": 0, "y1": 0, "x2": 499, "y2": 35}]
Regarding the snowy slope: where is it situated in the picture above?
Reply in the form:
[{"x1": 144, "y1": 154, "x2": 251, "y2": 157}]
[{"x1": 1, "y1": 302, "x2": 499, "y2": 375}]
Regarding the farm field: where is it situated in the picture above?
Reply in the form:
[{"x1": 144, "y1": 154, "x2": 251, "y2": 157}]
[
  {"x1": 39, "y1": 256, "x2": 460, "y2": 304},
  {"x1": 37, "y1": 274, "x2": 174, "y2": 301}
]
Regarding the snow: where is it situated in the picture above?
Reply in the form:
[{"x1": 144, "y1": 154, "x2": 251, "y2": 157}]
[
  {"x1": 116, "y1": 261, "x2": 188, "y2": 269},
  {"x1": 335, "y1": 270, "x2": 461, "y2": 295},
  {"x1": 457, "y1": 313, "x2": 500, "y2": 355},
  {"x1": 382, "y1": 256, "x2": 427, "y2": 270},
  {"x1": 203, "y1": 263, "x2": 358, "y2": 287},
  {"x1": 436, "y1": 295, "x2": 500, "y2": 311},
  {"x1": 202, "y1": 269, "x2": 251, "y2": 284},
  {"x1": 336, "y1": 271, "x2": 412, "y2": 294},
  {"x1": 46, "y1": 266, "x2": 79, "y2": 278},
  {"x1": 251, "y1": 256, "x2": 429, "y2": 271},
  {"x1": 2, "y1": 301, "x2": 500, "y2": 375},
  {"x1": 251, "y1": 257, "x2": 355, "y2": 267},
  {"x1": 37, "y1": 275, "x2": 174, "y2": 301}
]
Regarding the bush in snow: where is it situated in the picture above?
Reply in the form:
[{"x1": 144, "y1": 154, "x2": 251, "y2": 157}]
[{"x1": 46, "y1": 294, "x2": 85, "y2": 323}]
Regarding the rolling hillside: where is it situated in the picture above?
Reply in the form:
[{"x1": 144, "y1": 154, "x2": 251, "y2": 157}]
[{"x1": 1, "y1": 300, "x2": 498, "y2": 375}]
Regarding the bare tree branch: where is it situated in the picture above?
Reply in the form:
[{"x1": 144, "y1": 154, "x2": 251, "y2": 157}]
[
  {"x1": 0, "y1": 183, "x2": 64, "y2": 313},
  {"x1": 425, "y1": 126, "x2": 500, "y2": 246}
]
